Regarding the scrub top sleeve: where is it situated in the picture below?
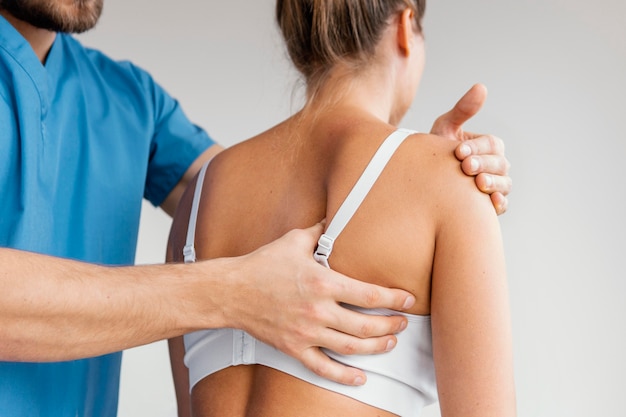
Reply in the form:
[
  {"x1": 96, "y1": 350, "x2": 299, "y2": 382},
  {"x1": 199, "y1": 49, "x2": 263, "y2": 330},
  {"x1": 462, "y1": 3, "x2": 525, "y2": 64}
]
[{"x1": 144, "y1": 82, "x2": 215, "y2": 207}]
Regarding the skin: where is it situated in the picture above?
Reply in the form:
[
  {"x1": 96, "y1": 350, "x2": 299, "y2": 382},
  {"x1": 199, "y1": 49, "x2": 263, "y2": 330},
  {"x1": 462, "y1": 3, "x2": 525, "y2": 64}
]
[
  {"x1": 169, "y1": 7, "x2": 515, "y2": 417},
  {"x1": 0, "y1": 0, "x2": 511, "y2": 388}
]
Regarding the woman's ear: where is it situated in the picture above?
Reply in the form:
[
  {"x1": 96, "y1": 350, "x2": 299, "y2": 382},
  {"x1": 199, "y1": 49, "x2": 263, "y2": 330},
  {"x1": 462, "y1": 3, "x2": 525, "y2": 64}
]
[{"x1": 397, "y1": 8, "x2": 415, "y2": 57}]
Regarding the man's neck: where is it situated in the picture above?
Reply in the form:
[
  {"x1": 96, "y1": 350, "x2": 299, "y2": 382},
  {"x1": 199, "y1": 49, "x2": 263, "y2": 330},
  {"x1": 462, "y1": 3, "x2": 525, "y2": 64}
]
[{"x1": 1, "y1": 9, "x2": 56, "y2": 64}]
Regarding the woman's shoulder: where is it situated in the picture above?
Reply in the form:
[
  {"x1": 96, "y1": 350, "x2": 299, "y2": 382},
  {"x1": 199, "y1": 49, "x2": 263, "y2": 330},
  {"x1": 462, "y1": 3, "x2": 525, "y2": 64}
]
[
  {"x1": 368, "y1": 129, "x2": 465, "y2": 183},
  {"x1": 398, "y1": 130, "x2": 459, "y2": 162},
  {"x1": 382, "y1": 130, "x2": 493, "y2": 217},
  {"x1": 398, "y1": 131, "x2": 475, "y2": 186},
  {"x1": 206, "y1": 122, "x2": 289, "y2": 172}
]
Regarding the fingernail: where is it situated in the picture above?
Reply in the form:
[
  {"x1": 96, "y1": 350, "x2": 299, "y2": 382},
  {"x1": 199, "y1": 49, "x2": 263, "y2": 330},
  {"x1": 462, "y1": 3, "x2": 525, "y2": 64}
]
[
  {"x1": 354, "y1": 375, "x2": 365, "y2": 386},
  {"x1": 386, "y1": 339, "x2": 396, "y2": 352},
  {"x1": 470, "y1": 157, "x2": 480, "y2": 173},
  {"x1": 459, "y1": 144, "x2": 471, "y2": 158},
  {"x1": 398, "y1": 319, "x2": 407, "y2": 332},
  {"x1": 402, "y1": 295, "x2": 415, "y2": 309},
  {"x1": 484, "y1": 175, "x2": 493, "y2": 188}
]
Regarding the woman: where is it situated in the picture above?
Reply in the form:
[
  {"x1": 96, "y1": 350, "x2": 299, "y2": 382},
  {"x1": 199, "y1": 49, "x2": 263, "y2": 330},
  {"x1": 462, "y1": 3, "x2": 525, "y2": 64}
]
[{"x1": 167, "y1": 0, "x2": 515, "y2": 416}]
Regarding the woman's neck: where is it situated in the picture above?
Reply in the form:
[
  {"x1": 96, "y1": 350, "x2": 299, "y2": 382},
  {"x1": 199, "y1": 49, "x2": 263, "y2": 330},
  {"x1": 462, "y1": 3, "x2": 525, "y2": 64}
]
[{"x1": 306, "y1": 62, "x2": 402, "y2": 126}]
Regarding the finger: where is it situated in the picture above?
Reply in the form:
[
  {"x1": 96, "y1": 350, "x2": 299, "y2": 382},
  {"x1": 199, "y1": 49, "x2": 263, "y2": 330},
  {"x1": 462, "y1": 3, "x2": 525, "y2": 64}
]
[
  {"x1": 460, "y1": 154, "x2": 510, "y2": 177},
  {"x1": 330, "y1": 272, "x2": 416, "y2": 311},
  {"x1": 326, "y1": 304, "x2": 409, "y2": 339},
  {"x1": 285, "y1": 221, "x2": 326, "y2": 253},
  {"x1": 316, "y1": 317, "x2": 401, "y2": 355},
  {"x1": 431, "y1": 84, "x2": 487, "y2": 136},
  {"x1": 490, "y1": 192, "x2": 508, "y2": 215},
  {"x1": 302, "y1": 221, "x2": 325, "y2": 239},
  {"x1": 446, "y1": 83, "x2": 488, "y2": 129},
  {"x1": 454, "y1": 132, "x2": 489, "y2": 159},
  {"x1": 474, "y1": 172, "x2": 512, "y2": 196},
  {"x1": 457, "y1": 134, "x2": 505, "y2": 159},
  {"x1": 300, "y1": 347, "x2": 367, "y2": 386}
]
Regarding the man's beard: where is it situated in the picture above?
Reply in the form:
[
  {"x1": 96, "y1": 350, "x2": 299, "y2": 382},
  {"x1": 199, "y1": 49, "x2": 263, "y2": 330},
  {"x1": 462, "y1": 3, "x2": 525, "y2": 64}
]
[{"x1": 0, "y1": 0, "x2": 103, "y2": 33}]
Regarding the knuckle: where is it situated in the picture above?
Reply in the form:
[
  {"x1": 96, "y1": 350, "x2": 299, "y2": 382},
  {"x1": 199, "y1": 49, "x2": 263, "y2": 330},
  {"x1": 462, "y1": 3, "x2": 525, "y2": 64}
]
[
  {"x1": 302, "y1": 302, "x2": 325, "y2": 325},
  {"x1": 497, "y1": 136, "x2": 506, "y2": 153},
  {"x1": 290, "y1": 228, "x2": 308, "y2": 246},
  {"x1": 283, "y1": 227, "x2": 299, "y2": 240},
  {"x1": 358, "y1": 320, "x2": 374, "y2": 338},
  {"x1": 466, "y1": 139, "x2": 478, "y2": 153},
  {"x1": 363, "y1": 288, "x2": 381, "y2": 307},
  {"x1": 490, "y1": 135, "x2": 504, "y2": 153},
  {"x1": 294, "y1": 318, "x2": 312, "y2": 337},
  {"x1": 308, "y1": 273, "x2": 333, "y2": 296},
  {"x1": 305, "y1": 272, "x2": 321, "y2": 289},
  {"x1": 286, "y1": 325, "x2": 308, "y2": 349},
  {"x1": 341, "y1": 340, "x2": 359, "y2": 355},
  {"x1": 432, "y1": 115, "x2": 445, "y2": 128},
  {"x1": 505, "y1": 177, "x2": 513, "y2": 194},
  {"x1": 309, "y1": 360, "x2": 329, "y2": 378},
  {"x1": 281, "y1": 341, "x2": 299, "y2": 358}
]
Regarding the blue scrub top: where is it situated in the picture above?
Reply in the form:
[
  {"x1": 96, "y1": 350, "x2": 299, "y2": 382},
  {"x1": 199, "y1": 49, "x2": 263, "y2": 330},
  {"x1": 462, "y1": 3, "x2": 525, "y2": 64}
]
[{"x1": 0, "y1": 15, "x2": 214, "y2": 416}]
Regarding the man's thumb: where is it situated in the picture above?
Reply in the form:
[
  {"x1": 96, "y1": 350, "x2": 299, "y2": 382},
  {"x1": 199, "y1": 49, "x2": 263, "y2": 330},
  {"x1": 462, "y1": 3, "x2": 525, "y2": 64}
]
[
  {"x1": 449, "y1": 83, "x2": 488, "y2": 127},
  {"x1": 432, "y1": 84, "x2": 487, "y2": 136}
]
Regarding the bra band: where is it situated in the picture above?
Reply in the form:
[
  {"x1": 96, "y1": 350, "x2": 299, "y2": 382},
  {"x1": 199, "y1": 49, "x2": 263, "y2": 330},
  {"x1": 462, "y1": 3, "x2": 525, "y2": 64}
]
[{"x1": 314, "y1": 128, "x2": 416, "y2": 267}]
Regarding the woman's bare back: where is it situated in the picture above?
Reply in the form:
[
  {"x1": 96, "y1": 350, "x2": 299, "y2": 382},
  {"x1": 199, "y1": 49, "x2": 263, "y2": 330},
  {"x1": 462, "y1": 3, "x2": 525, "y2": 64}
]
[{"x1": 168, "y1": 109, "x2": 469, "y2": 416}]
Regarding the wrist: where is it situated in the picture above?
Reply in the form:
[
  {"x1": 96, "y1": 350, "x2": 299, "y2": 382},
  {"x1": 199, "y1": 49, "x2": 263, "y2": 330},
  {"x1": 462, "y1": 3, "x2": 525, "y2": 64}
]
[{"x1": 169, "y1": 257, "x2": 244, "y2": 333}]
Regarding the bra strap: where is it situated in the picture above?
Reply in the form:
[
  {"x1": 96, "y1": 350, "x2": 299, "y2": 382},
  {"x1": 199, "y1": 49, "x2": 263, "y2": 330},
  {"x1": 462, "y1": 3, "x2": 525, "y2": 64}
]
[
  {"x1": 183, "y1": 160, "x2": 212, "y2": 263},
  {"x1": 314, "y1": 128, "x2": 416, "y2": 267}
]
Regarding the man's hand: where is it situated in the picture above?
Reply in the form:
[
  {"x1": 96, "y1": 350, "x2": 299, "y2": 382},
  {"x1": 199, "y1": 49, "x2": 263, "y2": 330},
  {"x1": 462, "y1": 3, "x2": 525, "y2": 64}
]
[
  {"x1": 222, "y1": 222, "x2": 416, "y2": 386},
  {"x1": 431, "y1": 84, "x2": 512, "y2": 214}
]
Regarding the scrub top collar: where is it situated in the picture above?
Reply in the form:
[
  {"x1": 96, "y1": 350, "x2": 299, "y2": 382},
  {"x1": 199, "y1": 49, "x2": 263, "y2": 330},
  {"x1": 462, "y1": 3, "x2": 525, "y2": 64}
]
[{"x1": 0, "y1": 14, "x2": 64, "y2": 110}]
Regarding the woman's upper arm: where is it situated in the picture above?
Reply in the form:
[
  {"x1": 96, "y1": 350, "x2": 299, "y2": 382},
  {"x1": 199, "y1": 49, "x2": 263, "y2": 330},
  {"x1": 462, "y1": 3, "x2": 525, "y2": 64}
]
[
  {"x1": 165, "y1": 179, "x2": 194, "y2": 416},
  {"x1": 161, "y1": 144, "x2": 224, "y2": 217},
  {"x1": 430, "y1": 171, "x2": 516, "y2": 417},
  {"x1": 169, "y1": 336, "x2": 192, "y2": 417}
]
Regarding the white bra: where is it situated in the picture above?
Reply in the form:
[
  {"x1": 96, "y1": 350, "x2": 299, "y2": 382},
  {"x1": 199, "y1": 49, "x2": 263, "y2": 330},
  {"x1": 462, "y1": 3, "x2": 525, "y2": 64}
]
[{"x1": 182, "y1": 128, "x2": 437, "y2": 417}]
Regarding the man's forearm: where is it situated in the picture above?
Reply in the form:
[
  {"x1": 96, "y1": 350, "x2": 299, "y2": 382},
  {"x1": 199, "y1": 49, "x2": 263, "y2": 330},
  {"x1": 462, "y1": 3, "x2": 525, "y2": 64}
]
[
  {"x1": 0, "y1": 248, "x2": 218, "y2": 362},
  {"x1": 1, "y1": 226, "x2": 417, "y2": 386}
]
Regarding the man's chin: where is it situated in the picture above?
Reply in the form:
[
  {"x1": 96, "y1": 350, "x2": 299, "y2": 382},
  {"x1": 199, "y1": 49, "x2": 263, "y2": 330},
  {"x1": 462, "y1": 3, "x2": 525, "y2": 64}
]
[{"x1": 0, "y1": 0, "x2": 103, "y2": 33}]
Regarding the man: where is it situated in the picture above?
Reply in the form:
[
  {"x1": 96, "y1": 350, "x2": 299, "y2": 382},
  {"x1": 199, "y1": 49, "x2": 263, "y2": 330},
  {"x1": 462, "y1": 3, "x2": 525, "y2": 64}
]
[{"x1": 0, "y1": 1, "x2": 512, "y2": 416}]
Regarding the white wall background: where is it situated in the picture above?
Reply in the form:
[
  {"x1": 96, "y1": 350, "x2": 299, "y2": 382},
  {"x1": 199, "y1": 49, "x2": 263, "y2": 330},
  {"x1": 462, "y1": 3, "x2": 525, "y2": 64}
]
[{"x1": 78, "y1": 1, "x2": 626, "y2": 416}]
